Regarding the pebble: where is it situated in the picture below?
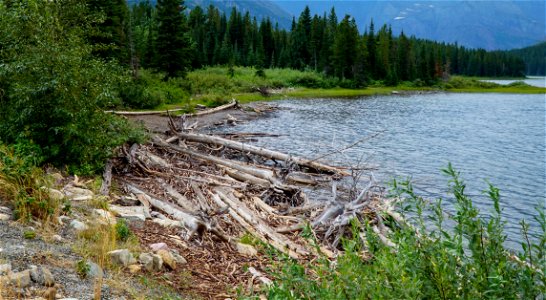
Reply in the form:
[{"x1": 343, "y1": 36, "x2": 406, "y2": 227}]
[
  {"x1": 0, "y1": 263, "x2": 12, "y2": 275},
  {"x1": 138, "y1": 253, "x2": 155, "y2": 272},
  {"x1": 86, "y1": 261, "x2": 103, "y2": 279},
  {"x1": 108, "y1": 249, "x2": 136, "y2": 267},
  {"x1": 68, "y1": 220, "x2": 87, "y2": 231},
  {"x1": 0, "y1": 213, "x2": 11, "y2": 221},
  {"x1": 236, "y1": 243, "x2": 258, "y2": 256},
  {"x1": 52, "y1": 235, "x2": 63, "y2": 243},
  {"x1": 149, "y1": 242, "x2": 169, "y2": 252},
  {"x1": 128, "y1": 264, "x2": 141, "y2": 274},
  {"x1": 157, "y1": 249, "x2": 176, "y2": 270}
]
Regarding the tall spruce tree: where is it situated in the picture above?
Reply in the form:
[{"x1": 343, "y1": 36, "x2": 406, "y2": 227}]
[
  {"x1": 154, "y1": 0, "x2": 193, "y2": 78},
  {"x1": 87, "y1": 0, "x2": 130, "y2": 63}
]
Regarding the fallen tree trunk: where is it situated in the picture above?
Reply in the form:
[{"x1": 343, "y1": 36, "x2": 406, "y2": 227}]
[
  {"x1": 174, "y1": 131, "x2": 349, "y2": 176},
  {"x1": 153, "y1": 136, "x2": 295, "y2": 192},
  {"x1": 105, "y1": 100, "x2": 237, "y2": 116},
  {"x1": 210, "y1": 189, "x2": 310, "y2": 259},
  {"x1": 184, "y1": 100, "x2": 237, "y2": 118}
]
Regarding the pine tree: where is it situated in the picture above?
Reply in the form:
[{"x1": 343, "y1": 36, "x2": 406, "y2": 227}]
[
  {"x1": 87, "y1": 0, "x2": 130, "y2": 63},
  {"x1": 154, "y1": 0, "x2": 193, "y2": 78}
]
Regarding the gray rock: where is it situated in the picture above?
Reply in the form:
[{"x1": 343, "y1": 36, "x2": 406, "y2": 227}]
[
  {"x1": 157, "y1": 249, "x2": 176, "y2": 270},
  {"x1": 30, "y1": 266, "x2": 55, "y2": 287},
  {"x1": 69, "y1": 220, "x2": 87, "y2": 231},
  {"x1": 63, "y1": 186, "x2": 94, "y2": 201},
  {"x1": 42, "y1": 267, "x2": 55, "y2": 287},
  {"x1": 109, "y1": 205, "x2": 149, "y2": 222},
  {"x1": 86, "y1": 261, "x2": 103, "y2": 279},
  {"x1": 108, "y1": 249, "x2": 136, "y2": 267},
  {"x1": 92, "y1": 209, "x2": 116, "y2": 224},
  {"x1": 45, "y1": 188, "x2": 65, "y2": 201},
  {"x1": 138, "y1": 253, "x2": 154, "y2": 272},
  {"x1": 0, "y1": 213, "x2": 11, "y2": 221},
  {"x1": 152, "y1": 254, "x2": 163, "y2": 272},
  {"x1": 0, "y1": 206, "x2": 12, "y2": 215},
  {"x1": 171, "y1": 252, "x2": 187, "y2": 265},
  {"x1": 52, "y1": 234, "x2": 63, "y2": 243},
  {"x1": 2, "y1": 270, "x2": 31, "y2": 288},
  {"x1": 0, "y1": 263, "x2": 12, "y2": 275},
  {"x1": 149, "y1": 242, "x2": 169, "y2": 252},
  {"x1": 236, "y1": 243, "x2": 258, "y2": 256}
]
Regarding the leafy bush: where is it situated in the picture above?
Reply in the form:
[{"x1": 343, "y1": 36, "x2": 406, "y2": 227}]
[
  {"x1": 0, "y1": 1, "x2": 146, "y2": 173},
  {"x1": 0, "y1": 144, "x2": 61, "y2": 222},
  {"x1": 262, "y1": 165, "x2": 545, "y2": 299},
  {"x1": 115, "y1": 219, "x2": 131, "y2": 242}
]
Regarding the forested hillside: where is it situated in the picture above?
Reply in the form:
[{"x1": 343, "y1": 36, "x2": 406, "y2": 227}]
[
  {"x1": 509, "y1": 42, "x2": 546, "y2": 76},
  {"x1": 129, "y1": 2, "x2": 525, "y2": 85}
]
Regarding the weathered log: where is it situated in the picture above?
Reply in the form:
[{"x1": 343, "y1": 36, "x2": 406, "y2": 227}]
[
  {"x1": 210, "y1": 189, "x2": 309, "y2": 259},
  {"x1": 185, "y1": 100, "x2": 237, "y2": 117},
  {"x1": 105, "y1": 100, "x2": 237, "y2": 116},
  {"x1": 153, "y1": 136, "x2": 295, "y2": 191},
  {"x1": 222, "y1": 167, "x2": 270, "y2": 187},
  {"x1": 174, "y1": 131, "x2": 349, "y2": 175},
  {"x1": 126, "y1": 183, "x2": 230, "y2": 242}
]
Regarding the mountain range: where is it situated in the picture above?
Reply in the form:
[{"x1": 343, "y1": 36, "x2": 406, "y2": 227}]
[{"x1": 128, "y1": 0, "x2": 545, "y2": 50}]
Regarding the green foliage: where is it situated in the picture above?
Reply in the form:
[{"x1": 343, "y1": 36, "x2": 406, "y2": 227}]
[
  {"x1": 0, "y1": 1, "x2": 146, "y2": 173},
  {"x1": 76, "y1": 259, "x2": 91, "y2": 278},
  {"x1": 115, "y1": 219, "x2": 131, "y2": 242},
  {"x1": 0, "y1": 144, "x2": 60, "y2": 222},
  {"x1": 23, "y1": 230, "x2": 36, "y2": 239},
  {"x1": 262, "y1": 165, "x2": 546, "y2": 299}
]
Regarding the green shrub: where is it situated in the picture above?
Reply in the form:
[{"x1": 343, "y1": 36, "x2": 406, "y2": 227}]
[
  {"x1": 0, "y1": 144, "x2": 60, "y2": 222},
  {"x1": 261, "y1": 164, "x2": 545, "y2": 299},
  {"x1": 0, "y1": 1, "x2": 146, "y2": 174},
  {"x1": 115, "y1": 219, "x2": 131, "y2": 242}
]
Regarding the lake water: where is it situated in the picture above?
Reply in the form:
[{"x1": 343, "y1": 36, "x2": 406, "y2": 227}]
[
  {"x1": 482, "y1": 76, "x2": 546, "y2": 88},
  {"x1": 214, "y1": 93, "x2": 545, "y2": 247}
]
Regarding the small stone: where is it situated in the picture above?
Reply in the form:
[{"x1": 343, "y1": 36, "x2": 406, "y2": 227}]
[
  {"x1": 63, "y1": 186, "x2": 94, "y2": 201},
  {"x1": 69, "y1": 220, "x2": 87, "y2": 231},
  {"x1": 236, "y1": 243, "x2": 258, "y2": 256},
  {"x1": 128, "y1": 264, "x2": 141, "y2": 274},
  {"x1": 151, "y1": 218, "x2": 180, "y2": 228},
  {"x1": 138, "y1": 253, "x2": 154, "y2": 272},
  {"x1": 92, "y1": 209, "x2": 116, "y2": 225},
  {"x1": 171, "y1": 252, "x2": 187, "y2": 265},
  {"x1": 86, "y1": 261, "x2": 103, "y2": 279},
  {"x1": 0, "y1": 213, "x2": 11, "y2": 221},
  {"x1": 42, "y1": 286, "x2": 57, "y2": 300},
  {"x1": 4, "y1": 270, "x2": 31, "y2": 288},
  {"x1": 117, "y1": 196, "x2": 140, "y2": 206},
  {"x1": 152, "y1": 254, "x2": 163, "y2": 271},
  {"x1": 0, "y1": 263, "x2": 12, "y2": 275},
  {"x1": 46, "y1": 188, "x2": 65, "y2": 201},
  {"x1": 149, "y1": 242, "x2": 169, "y2": 252},
  {"x1": 0, "y1": 206, "x2": 12, "y2": 215},
  {"x1": 42, "y1": 267, "x2": 55, "y2": 287},
  {"x1": 57, "y1": 216, "x2": 70, "y2": 225},
  {"x1": 52, "y1": 235, "x2": 63, "y2": 243},
  {"x1": 157, "y1": 249, "x2": 176, "y2": 270},
  {"x1": 50, "y1": 172, "x2": 64, "y2": 182},
  {"x1": 108, "y1": 249, "x2": 136, "y2": 267},
  {"x1": 109, "y1": 205, "x2": 149, "y2": 222}
]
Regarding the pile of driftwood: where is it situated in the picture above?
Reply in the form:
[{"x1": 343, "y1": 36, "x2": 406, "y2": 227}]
[{"x1": 107, "y1": 110, "x2": 398, "y2": 264}]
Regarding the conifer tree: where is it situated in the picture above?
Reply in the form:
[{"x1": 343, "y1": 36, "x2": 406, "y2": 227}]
[{"x1": 154, "y1": 0, "x2": 193, "y2": 78}]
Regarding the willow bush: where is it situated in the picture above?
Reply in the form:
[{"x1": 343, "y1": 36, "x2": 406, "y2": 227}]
[
  {"x1": 0, "y1": 0, "x2": 144, "y2": 174},
  {"x1": 259, "y1": 164, "x2": 545, "y2": 299}
]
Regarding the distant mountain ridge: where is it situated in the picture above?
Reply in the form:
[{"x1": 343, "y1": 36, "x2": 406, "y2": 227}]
[
  {"x1": 127, "y1": 0, "x2": 293, "y2": 28},
  {"x1": 127, "y1": 0, "x2": 545, "y2": 50},
  {"x1": 272, "y1": 0, "x2": 545, "y2": 50}
]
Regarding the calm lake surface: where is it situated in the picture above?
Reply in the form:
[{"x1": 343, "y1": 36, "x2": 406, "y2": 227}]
[{"x1": 215, "y1": 93, "x2": 545, "y2": 247}]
